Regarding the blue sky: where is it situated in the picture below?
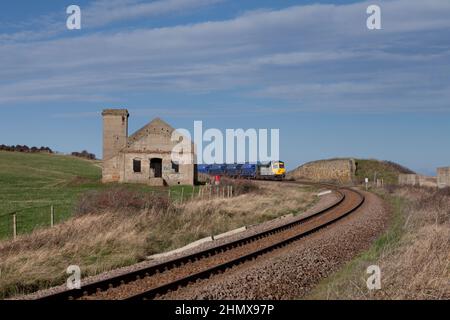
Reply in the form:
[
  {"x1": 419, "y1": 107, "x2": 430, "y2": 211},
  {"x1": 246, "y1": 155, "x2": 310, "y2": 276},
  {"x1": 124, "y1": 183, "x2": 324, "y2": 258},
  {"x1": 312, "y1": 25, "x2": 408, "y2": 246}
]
[{"x1": 0, "y1": 0, "x2": 449, "y2": 175}]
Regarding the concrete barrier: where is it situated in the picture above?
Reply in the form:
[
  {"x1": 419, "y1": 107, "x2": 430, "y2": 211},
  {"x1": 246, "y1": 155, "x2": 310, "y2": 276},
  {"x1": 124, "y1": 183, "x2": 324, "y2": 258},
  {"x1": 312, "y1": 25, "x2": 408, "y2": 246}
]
[
  {"x1": 147, "y1": 236, "x2": 213, "y2": 260},
  {"x1": 147, "y1": 212, "x2": 300, "y2": 260},
  {"x1": 317, "y1": 190, "x2": 332, "y2": 196},
  {"x1": 213, "y1": 226, "x2": 247, "y2": 240}
]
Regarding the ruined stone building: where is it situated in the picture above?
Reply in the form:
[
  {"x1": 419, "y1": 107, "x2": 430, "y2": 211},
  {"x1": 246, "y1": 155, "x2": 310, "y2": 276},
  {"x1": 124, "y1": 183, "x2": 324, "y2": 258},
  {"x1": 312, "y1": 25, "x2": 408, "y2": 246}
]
[{"x1": 102, "y1": 109, "x2": 195, "y2": 186}]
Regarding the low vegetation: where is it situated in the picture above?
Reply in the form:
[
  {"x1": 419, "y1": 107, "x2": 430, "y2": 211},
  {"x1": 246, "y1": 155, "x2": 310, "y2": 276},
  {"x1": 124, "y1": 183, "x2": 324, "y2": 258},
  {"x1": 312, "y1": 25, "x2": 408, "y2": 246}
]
[
  {"x1": 308, "y1": 186, "x2": 449, "y2": 300},
  {"x1": 71, "y1": 150, "x2": 96, "y2": 160},
  {"x1": 0, "y1": 181, "x2": 317, "y2": 298},
  {"x1": 354, "y1": 159, "x2": 415, "y2": 185}
]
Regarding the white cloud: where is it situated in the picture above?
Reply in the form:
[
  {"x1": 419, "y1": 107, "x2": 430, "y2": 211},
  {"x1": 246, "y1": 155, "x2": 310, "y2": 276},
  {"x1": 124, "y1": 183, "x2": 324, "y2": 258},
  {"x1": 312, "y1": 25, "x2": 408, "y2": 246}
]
[
  {"x1": 0, "y1": 0, "x2": 224, "y2": 43},
  {"x1": 0, "y1": 0, "x2": 449, "y2": 113},
  {"x1": 83, "y1": 0, "x2": 225, "y2": 28}
]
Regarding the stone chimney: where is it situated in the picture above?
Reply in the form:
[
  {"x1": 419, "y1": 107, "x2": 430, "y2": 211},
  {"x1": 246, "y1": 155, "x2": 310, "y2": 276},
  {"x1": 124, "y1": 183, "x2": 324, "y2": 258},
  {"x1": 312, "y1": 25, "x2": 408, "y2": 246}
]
[{"x1": 102, "y1": 109, "x2": 129, "y2": 160}]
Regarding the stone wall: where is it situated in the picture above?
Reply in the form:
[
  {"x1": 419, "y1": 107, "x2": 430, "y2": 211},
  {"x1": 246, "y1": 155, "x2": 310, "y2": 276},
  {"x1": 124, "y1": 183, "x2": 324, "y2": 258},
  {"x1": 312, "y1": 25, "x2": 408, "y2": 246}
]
[
  {"x1": 398, "y1": 173, "x2": 437, "y2": 188},
  {"x1": 288, "y1": 158, "x2": 356, "y2": 183},
  {"x1": 398, "y1": 174, "x2": 419, "y2": 186},
  {"x1": 437, "y1": 167, "x2": 450, "y2": 189}
]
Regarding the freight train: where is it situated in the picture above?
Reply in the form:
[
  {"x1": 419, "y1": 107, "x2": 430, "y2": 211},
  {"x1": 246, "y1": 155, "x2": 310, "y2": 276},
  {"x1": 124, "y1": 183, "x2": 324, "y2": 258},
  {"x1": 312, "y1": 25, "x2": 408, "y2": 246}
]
[{"x1": 197, "y1": 161, "x2": 286, "y2": 180}]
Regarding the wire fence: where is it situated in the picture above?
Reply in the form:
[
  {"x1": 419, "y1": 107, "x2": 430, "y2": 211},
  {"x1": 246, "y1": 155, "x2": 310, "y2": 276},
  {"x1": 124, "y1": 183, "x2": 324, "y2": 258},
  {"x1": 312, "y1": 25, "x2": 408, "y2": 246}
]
[
  {"x1": 168, "y1": 185, "x2": 234, "y2": 204},
  {"x1": 0, "y1": 185, "x2": 235, "y2": 240},
  {"x1": 0, "y1": 204, "x2": 71, "y2": 240}
]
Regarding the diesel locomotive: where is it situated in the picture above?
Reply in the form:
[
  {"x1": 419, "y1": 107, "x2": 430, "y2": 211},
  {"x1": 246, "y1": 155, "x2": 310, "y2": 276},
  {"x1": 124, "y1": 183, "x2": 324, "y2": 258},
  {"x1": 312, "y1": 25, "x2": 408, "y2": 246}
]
[{"x1": 197, "y1": 161, "x2": 286, "y2": 180}]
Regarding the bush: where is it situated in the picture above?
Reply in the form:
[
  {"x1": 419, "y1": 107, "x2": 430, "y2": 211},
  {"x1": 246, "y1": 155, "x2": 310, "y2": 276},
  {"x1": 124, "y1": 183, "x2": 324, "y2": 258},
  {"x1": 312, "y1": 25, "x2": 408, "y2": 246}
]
[
  {"x1": 74, "y1": 187, "x2": 170, "y2": 215},
  {"x1": 220, "y1": 177, "x2": 260, "y2": 195},
  {"x1": 0, "y1": 144, "x2": 53, "y2": 153},
  {"x1": 71, "y1": 150, "x2": 96, "y2": 160}
]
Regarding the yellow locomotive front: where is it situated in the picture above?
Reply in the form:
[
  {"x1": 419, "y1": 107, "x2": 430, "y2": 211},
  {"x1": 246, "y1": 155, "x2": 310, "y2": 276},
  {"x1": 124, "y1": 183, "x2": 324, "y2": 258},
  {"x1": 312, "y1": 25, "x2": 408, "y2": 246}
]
[{"x1": 271, "y1": 161, "x2": 286, "y2": 178}]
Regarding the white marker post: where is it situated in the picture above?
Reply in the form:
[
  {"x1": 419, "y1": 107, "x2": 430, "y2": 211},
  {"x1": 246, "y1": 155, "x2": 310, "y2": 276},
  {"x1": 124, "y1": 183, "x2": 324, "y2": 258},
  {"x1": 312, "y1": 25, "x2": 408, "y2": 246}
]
[{"x1": 365, "y1": 177, "x2": 369, "y2": 190}]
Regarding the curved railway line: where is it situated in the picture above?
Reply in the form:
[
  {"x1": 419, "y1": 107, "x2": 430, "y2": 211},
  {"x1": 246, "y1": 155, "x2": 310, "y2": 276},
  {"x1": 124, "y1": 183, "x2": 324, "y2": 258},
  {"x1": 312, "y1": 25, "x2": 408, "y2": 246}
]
[{"x1": 38, "y1": 182, "x2": 365, "y2": 301}]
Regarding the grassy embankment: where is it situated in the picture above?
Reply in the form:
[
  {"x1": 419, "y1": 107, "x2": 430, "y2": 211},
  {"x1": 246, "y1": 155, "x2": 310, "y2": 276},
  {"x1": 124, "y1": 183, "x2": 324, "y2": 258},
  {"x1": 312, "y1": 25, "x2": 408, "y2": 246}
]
[
  {"x1": 308, "y1": 186, "x2": 449, "y2": 300},
  {"x1": 0, "y1": 151, "x2": 194, "y2": 239}
]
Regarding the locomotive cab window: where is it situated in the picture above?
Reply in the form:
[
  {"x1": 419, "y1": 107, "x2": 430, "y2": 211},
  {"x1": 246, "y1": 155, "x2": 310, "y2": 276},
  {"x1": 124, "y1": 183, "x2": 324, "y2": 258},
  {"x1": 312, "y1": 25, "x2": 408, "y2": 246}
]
[{"x1": 133, "y1": 159, "x2": 141, "y2": 173}]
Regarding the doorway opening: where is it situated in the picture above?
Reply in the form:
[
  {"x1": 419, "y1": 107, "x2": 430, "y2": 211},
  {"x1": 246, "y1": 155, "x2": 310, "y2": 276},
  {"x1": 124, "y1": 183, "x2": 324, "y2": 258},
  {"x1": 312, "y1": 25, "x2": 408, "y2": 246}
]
[{"x1": 150, "y1": 158, "x2": 162, "y2": 178}]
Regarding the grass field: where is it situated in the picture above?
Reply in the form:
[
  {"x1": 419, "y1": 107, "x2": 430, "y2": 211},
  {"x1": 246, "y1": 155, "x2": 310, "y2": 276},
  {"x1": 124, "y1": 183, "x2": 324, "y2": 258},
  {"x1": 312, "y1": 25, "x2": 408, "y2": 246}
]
[{"x1": 0, "y1": 151, "x2": 195, "y2": 239}]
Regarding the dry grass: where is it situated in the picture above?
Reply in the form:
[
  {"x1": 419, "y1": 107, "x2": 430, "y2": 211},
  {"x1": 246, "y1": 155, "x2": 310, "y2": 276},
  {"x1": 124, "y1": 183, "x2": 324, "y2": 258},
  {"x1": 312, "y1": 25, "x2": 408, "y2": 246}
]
[
  {"x1": 309, "y1": 186, "x2": 449, "y2": 300},
  {"x1": 0, "y1": 182, "x2": 316, "y2": 298},
  {"x1": 372, "y1": 187, "x2": 449, "y2": 299}
]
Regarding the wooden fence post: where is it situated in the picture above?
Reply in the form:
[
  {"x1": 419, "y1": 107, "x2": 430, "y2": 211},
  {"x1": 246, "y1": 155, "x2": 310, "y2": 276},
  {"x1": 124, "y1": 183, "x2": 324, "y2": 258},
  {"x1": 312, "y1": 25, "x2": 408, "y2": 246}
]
[
  {"x1": 50, "y1": 205, "x2": 54, "y2": 228},
  {"x1": 12, "y1": 213, "x2": 17, "y2": 239}
]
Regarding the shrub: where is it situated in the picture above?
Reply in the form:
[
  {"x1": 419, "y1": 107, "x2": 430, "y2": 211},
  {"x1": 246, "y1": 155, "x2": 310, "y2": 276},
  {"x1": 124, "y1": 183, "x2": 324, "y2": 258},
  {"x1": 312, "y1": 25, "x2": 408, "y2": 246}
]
[
  {"x1": 0, "y1": 144, "x2": 53, "y2": 153},
  {"x1": 74, "y1": 187, "x2": 170, "y2": 215},
  {"x1": 71, "y1": 150, "x2": 96, "y2": 160},
  {"x1": 220, "y1": 177, "x2": 260, "y2": 195}
]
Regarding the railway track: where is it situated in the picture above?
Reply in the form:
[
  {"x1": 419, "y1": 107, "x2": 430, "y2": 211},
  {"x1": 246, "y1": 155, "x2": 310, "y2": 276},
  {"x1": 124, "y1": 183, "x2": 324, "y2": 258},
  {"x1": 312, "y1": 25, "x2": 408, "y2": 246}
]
[{"x1": 38, "y1": 183, "x2": 364, "y2": 301}]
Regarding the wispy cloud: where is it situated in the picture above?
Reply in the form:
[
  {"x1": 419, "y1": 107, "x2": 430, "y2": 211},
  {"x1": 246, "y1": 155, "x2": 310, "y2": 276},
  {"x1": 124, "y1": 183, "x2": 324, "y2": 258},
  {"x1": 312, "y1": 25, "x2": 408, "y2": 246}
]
[
  {"x1": 83, "y1": 0, "x2": 225, "y2": 28},
  {"x1": 0, "y1": 0, "x2": 225, "y2": 43},
  {"x1": 0, "y1": 0, "x2": 449, "y2": 113}
]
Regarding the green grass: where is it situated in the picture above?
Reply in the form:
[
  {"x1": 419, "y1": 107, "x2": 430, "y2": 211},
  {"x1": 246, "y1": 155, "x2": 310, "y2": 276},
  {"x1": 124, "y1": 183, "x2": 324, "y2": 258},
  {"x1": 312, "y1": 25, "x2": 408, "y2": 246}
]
[
  {"x1": 0, "y1": 151, "x2": 196, "y2": 239},
  {"x1": 306, "y1": 191, "x2": 406, "y2": 299},
  {"x1": 354, "y1": 159, "x2": 413, "y2": 185}
]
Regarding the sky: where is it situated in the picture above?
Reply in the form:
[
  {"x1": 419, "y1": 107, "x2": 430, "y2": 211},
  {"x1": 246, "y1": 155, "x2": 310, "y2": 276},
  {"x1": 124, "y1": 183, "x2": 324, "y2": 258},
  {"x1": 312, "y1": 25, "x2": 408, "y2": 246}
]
[{"x1": 0, "y1": 0, "x2": 449, "y2": 175}]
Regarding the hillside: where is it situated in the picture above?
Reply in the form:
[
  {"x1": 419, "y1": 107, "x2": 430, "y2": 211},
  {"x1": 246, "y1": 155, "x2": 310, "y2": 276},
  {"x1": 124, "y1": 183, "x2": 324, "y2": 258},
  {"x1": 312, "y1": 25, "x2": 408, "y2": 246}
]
[
  {"x1": 0, "y1": 151, "x2": 103, "y2": 238},
  {"x1": 0, "y1": 151, "x2": 199, "y2": 239},
  {"x1": 354, "y1": 159, "x2": 414, "y2": 185},
  {"x1": 288, "y1": 158, "x2": 414, "y2": 185}
]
